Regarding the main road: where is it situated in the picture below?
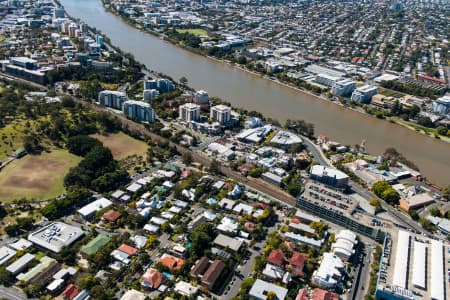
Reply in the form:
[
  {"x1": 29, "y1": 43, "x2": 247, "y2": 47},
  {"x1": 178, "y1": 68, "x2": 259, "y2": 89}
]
[{"x1": 60, "y1": 0, "x2": 450, "y2": 186}]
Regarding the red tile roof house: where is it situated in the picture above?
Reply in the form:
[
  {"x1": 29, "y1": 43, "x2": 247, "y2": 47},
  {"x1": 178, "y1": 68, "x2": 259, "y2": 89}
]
[
  {"x1": 311, "y1": 288, "x2": 339, "y2": 300},
  {"x1": 142, "y1": 268, "x2": 164, "y2": 289},
  {"x1": 288, "y1": 252, "x2": 308, "y2": 276},
  {"x1": 158, "y1": 254, "x2": 185, "y2": 271},
  {"x1": 267, "y1": 249, "x2": 285, "y2": 267},
  {"x1": 62, "y1": 284, "x2": 79, "y2": 300},
  {"x1": 118, "y1": 244, "x2": 138, "y2": 256},
  {"x1": 102, "y1": 209, "x2": 122, "y2": 223},
  {"x1": 296, "y1": 288, "x2": 309, "y2": 300}
]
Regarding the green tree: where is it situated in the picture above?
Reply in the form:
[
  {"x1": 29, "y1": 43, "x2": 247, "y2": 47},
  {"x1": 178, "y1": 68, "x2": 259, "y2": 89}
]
[
  {"x1": 371, "y1": 181, "x2": 391, "y2": 197},
  {"x1": 209, "y1": 159, "x2": 220, "y2": 174},
  {"x1": 0, "y1": 267, "x2": 15, "y2": 286},
  {"x1": 442, "y1": 184, "x2": 450, "y2": 201},
  {"x1": 382, "y1": 188, "x2": 400, "y2": 205},
  {"x1": 179, "y1": 76, "x2": 188, "y2": 85},
  {"x1": 419, "y1": 218, "x2": 436, "y2": 232},
  {"x1": 181, "y1": 152, "x2": 193, "y2": 165},
  {"x1": 417, "y1": 116, "x2": 433, "y2": 128},
  {"x1": 436, "y1": 126, "x2": 448, "y2": 136}
]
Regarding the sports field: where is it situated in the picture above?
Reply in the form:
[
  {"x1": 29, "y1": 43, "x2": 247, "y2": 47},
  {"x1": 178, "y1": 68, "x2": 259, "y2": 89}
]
[
  {"x1": 0, "y1": 150, "x2": 81, "y2": 202},
  {"x1": 90, "y1": 132, "x2": 148, "y2": 160},
  {"x1": 176, "y1": 28, "x2": 208, "y2": 37}
]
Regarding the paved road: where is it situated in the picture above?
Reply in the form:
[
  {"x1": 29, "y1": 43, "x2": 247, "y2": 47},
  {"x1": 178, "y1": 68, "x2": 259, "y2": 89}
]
[{"x1": 0, "y1": 286, "x2": 28, "y2": 300}]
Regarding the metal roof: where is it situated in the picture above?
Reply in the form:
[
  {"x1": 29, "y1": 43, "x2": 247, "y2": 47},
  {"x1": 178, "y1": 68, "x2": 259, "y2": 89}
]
[{"x1": 392, "y1": 231, "x2": 410, "y2": 289}]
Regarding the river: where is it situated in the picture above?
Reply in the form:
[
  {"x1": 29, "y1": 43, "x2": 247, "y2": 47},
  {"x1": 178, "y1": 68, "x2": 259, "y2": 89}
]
[{"x1": 60, "y1": 0, "x2": 450, "y2": 185}]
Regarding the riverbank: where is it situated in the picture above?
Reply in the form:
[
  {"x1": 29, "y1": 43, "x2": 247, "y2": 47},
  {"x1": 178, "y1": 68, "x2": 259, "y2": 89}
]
[
  {"x1": 58, "y1": 0, "x2": 450, "y2": 186},
  {"x1": 100, "y1": 2, "x2": 450, "y2": 144}
]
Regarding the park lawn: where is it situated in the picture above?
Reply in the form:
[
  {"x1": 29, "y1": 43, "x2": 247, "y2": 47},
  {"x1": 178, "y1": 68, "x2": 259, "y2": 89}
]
[
  {"x1": 90, "y1": 132, "x2": 148, "y2": 160},
  {"x1": 0, "y1": 35, "x2": 5, "y2": 42},
  {"x1": 0, "y1": 150, "x2": 81, "y2": 202},
  {"x1": 378, "y1": 87, "x2": 406, "y2": 98},
  {"x1": 176, "y1": 28, "x2": 208, "y2": 37}
]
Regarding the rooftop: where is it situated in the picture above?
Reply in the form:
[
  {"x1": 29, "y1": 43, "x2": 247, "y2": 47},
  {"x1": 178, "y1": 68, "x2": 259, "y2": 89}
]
[
  {"x1": 249, "y1": 279, "x2": 288, "y2": 300},
  {"x1": 28, "y1": 222, "x2": 84, "y2": 253}
]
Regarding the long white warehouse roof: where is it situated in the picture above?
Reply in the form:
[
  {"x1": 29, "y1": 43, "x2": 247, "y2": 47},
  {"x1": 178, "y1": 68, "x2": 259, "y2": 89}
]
[
  {"x1": 431, "y1": 240, "x2": 444, "y2": 300},
  {"x1": 412, "y1": 241, "x2": 426, "y2": 289},
  {"x1": 392, "y1": 231, "x2": 410, "y2": 289}
]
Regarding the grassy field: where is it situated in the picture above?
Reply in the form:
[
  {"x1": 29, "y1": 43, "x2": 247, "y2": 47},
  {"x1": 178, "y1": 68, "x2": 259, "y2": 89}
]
[
  {"x1": 0, "y1": 121, "x2": 32, "y2": 161},
  {"x1": 0, "y1": 150, "x2": 81, "y2": 202},
  {"x1": 176, "y1": 28, "x2": 208, "y2": 37},
  {"x1": 91, "y1": 132, "x2": 148, "y2": 160},
  {"x1": 0, "y1": 35, "x2": 5, "y2": 42}
]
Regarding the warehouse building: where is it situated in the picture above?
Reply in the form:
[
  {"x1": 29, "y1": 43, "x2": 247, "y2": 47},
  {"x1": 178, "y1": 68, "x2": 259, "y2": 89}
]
[{"x1": 376, "y1": 230, "x2": 449, "y2": 300}]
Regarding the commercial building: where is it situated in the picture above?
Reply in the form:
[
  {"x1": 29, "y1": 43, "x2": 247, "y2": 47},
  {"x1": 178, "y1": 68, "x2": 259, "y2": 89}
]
[
  {"x1": 98, "y1": 90, "x2": 128, "y2": 110},
  {"x1": 28, "y1": 222, "x2": 84, "y2": 253},
  {"x1": 351, "y1": 85, "x2": 378, "y2": 103},
  {"x1": 179, "y1": 103, "x2": 200, "y2": 122},
  {"x1": 194, "y1": 90, "x2": 209, "y2": 105},
  {"x1": 270, "y1": 130, "x2": 302, "y2": 147},
  {"x1": 210, "y1": 104, "x2": 231, "y2": 124},
  {"x1": 315, "y1": 73, "x2": 342, "y2": 87},
  {"x1": 296, "y1": 196, "x2": 385, "y2": 243},
  {"x1": 375, "y1": 230, "x2": 450, "y2": 300},
  {"x1": 331, "y1": 79, "x2": 356, "y2": 97},
  {"x1": 248, "y1": 279, "x2": 288, "y2": 300},
  {"x1": 123, "y1": 100, "x2": 155, "y2": 123},
  {"x1": 432, "y1": 95, "x2": 450, "y2": 115},
  {"x1": 399, "y1": 193, "x2": 435, "y2": 211},
  {"x1": 10, "y1": 57, "x2": 38, "y2": 70},
  {"x1": 77, "y1": 198, "x2": 112, "y2": 220},
  {"x1": 309, "y1": 165, "x2": 349, "y2": 188}
]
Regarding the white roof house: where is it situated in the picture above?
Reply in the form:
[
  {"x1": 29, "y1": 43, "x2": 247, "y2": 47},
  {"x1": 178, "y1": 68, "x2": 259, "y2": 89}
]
[
  {"x1": 126, "y1": 183, "x2": 143, "y2": 193},
  {"x1": 233, "y1": 203, "x2": 253, "y2": 215},
  {"x1": 78, "y1": 198, "x2": 112, "y2": 219},
  {"x1": 213, "y1": 234, "x2": 244, "y2": 252},
  {"x1": 174, "y1": 281, "x2": 198, "y2": 297},
  {"x1": 217, "y1": 217, "x2": 238, "y2": 234},
  {"x1": 313, "y1": 252, "x2": 344, "y2": 289},
  {"x1": 262, "y1": 263, "x2": 285, "y2": 281},
  {"x1": 248, "y1": 279, "x2": 288, "y2": 300},
  {"x1": 285, "y1": 232, "x2": 323, "y2": 248},
  {"x1": 143, "y1": 224, "x2": 160, "y2": 233}
]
